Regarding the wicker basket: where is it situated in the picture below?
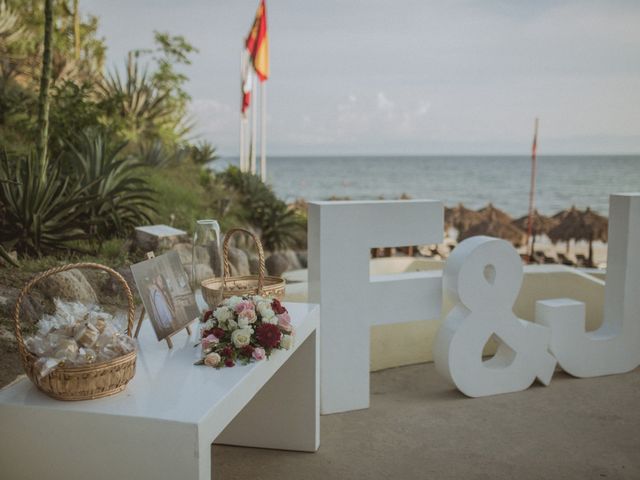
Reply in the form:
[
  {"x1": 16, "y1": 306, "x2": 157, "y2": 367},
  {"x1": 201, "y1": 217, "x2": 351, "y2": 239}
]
[
  {"x1": 13, "y1": 263, "x2": 137, "y2": 401},
  {"x1": 201, "y1": 228, "x2": 286, "y2": 308}
]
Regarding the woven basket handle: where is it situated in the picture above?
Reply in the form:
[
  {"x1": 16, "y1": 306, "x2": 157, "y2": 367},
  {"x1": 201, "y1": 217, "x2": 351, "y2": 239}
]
[
  {"x1": 13, "y1": 263, "x2": 136, "y2": 366},
  {"x1": 222, "y1": 228, "x2": 266, "y2": 294}
]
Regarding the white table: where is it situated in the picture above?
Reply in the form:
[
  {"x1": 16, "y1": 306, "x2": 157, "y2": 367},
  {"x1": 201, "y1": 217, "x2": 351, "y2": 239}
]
[{"x1": 0, "y1": 302, "x2": 320, "y2": 480}]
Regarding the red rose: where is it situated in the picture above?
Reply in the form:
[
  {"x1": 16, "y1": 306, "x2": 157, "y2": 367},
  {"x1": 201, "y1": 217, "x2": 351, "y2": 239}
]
[
  {"x1": 240, "y1": 345, "x2": 255, "y2": 357},
  {"x1": 224, "y1": 358, "x2": 235, "y2": 367},
  {"x1": 256, "y1": 323, "x2": 282, "y2": 349},
  {"x1": 203, "y1": 310, "x2": 213, "y2": 322},
  {"x1": 221, "y1": 346, "x2": 234, "y2": 358},
  {"x1": 271, "y1": 298, "x2": 287, "y2": 315},
  {"x1": 212, "y1": 328, "x2": 225, "y2": 339},
  {"x1": 202, "y1": 329, "x2": 214, "y2": 338}
]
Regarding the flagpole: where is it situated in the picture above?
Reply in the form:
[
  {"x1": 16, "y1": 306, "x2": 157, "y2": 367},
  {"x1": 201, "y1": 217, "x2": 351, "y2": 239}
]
[
  {"x1": 250, "y1": 71, "x2": 258, "y2": 175},
  {"x1": 239, "y1": 51, "x2": 245, "y2": 172},
  {"x1": 525, "y1": 117, "x2": 539, "y2": 261},
  {"x1": 239, "y1": 119, "x2": 246, "y2": 172},
  {"x1": 260, "y1": 81, "x2": 267, "y2": 181}
]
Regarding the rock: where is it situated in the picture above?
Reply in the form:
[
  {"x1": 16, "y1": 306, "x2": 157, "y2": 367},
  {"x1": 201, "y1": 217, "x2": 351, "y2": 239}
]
[
  {"x1": 193, "y1": 264, "x2": 215, "y2": 284},
  {"x1": 37, "y1": 269, "x2": 98, "y2": 304},
  {"x1": 296, "y1": 251, "x2": 308, "y2": 268},
  {"x1": 227, "y1": 247, "x2": 250, "y2": 276},
  {"x1": 248, "y1": 253, "x2": 260, "y2": 275},
  {"x1": 133, "y1": 225, "x2": 189, "y2": 253},
  {"x1": 0, "y1": 284, "x2": 49, "y2": 324},
  {"x1": 282, "y1": 250, "x2": 302, "y2": 270},
  {"x1": 265, "y1": 253, "x2": 290, "y2": 277},
  {"x1": 101, "y1": 266, "x2": 137, "y2": 301}
]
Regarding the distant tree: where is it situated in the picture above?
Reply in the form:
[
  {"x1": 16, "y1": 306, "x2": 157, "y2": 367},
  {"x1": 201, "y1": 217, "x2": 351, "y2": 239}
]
[{"x1": 36, "y1": 0, "x2": 53, "y2": 171}]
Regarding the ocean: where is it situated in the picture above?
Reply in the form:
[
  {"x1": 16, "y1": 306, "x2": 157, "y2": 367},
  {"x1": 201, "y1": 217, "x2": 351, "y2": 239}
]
[{"x1": 215, "y1": 155, "x2": 640, "y2": 217}]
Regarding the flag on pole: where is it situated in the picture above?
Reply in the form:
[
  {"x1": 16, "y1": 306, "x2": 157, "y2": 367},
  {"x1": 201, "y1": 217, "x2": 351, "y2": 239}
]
[
  {"x1": 241, "y1": 52, "x2": 252, "y2": 116},
  {"x1": 245, "y1": 0, "x2": 269, "y2": 82}
]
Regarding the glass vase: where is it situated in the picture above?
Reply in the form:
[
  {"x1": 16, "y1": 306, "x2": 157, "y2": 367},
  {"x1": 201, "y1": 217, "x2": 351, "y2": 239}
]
[{"x1": 191, "y1": 220, "x2": 222, "y2": 292}]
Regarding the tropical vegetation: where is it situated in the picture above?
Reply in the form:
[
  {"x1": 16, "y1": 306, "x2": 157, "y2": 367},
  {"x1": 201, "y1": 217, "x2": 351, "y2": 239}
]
[{"x1": 0, "y1": 0, "x2": 303, "y2": 269}]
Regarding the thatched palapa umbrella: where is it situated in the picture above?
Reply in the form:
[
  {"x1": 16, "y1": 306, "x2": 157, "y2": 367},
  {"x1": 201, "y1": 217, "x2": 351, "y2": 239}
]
[
  {"x1": 445, "y1": 203, "x2": 483, "y2": 232},
  {"x1": 458, "y1": 205, "x2": 526, "y2": 247},
  {"x1": 477, "y1": 203, "x2": 513, "y2": 225},
  {"x1": 513, "y1": 209, "x2": 557, "y2": 257},
  {"x1": 548, "y1": 206, "x2": 608, "y2": 266}
]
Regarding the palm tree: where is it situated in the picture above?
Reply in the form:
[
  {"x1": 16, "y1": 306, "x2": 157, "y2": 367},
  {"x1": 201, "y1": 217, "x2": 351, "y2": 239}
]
[{"x1": 36, "y1": 0, "x2": 54, "y2": 173}]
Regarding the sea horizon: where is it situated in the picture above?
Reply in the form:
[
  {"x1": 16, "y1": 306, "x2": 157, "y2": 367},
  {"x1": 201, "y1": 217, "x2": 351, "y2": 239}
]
[{"x1": 211, "y1": 154, "x2": 640, "y2": 217}]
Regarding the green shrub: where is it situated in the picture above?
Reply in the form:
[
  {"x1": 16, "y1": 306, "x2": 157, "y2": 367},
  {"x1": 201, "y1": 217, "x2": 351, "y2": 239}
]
[
  {"x1": 0, "y1": 151, "x2": 93, "y2": 256},
  {"x1": 65, "y1": 129, "x2": 156, "y2": 240},
  {"x1": 218, "y1": 166, "x2": 306, "y2": 251}
]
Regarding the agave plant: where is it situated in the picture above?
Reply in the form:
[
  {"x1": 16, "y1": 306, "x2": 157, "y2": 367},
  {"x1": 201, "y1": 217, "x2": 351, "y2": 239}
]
[
  {"x1": 0, "y1": 152, "x2": 93, "y2": 256},
  {"x1": 258, "y1": 204, "x2": 307, "y2": 252},
  {"x1": 138, "y1": 138, "x2": 192, "y2": 168},
  {"x1": 98, "y1": 53, "x2": 172, "y2": 142},
  {"x1": 66, "y1": 129, "x2": 157, "y2": 240},
  {"x1": 190, "y1": 140, "x2": 218, "y2": 166}
]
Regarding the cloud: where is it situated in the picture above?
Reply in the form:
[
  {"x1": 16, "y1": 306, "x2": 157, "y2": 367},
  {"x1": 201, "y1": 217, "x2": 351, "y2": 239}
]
[
  {"x1": 376, "y1": 92, "x2": 395, "y2": 112},
  {"x1": 189, "y1": 98, "x2": 235, "y2": 144}
]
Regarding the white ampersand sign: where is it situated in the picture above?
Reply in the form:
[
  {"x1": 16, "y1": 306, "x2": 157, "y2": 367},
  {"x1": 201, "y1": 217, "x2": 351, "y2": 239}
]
[{"x1": 434, "y1": 236, "x2": 557, "y2": 397}]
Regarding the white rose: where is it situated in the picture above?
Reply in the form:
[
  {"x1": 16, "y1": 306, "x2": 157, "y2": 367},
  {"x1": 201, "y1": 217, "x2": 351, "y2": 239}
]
[
  {"x1": 237, "y1": 316, "x2": 249, "y2": 329},
  {"x1": 203, "y1": 319, "x2": 215, "y2": 330},
  {"x1": 225, "y1": 296, "x2": 243, "y2": 309},
  {"x1": 257, "y1": 302, "x2": 275, "y2": 321},
  {"x1": 280, "y1": 334, "x2": 293, "y2": 350},
  {"x1": 214, "y1": 306, "x2": 232, "y2": 323},
  {"x1": 204, "y1": 352, "x2": 221, "y2": 367},
  {"x1": 231, "y1": 328, "x2": 253, "y2": 348}
]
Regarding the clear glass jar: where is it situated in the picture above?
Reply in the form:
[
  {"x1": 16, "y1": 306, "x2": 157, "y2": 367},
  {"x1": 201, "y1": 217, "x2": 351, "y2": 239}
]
[{"x1": 191, "y1": 220, "x2": 222, "y2": 292}]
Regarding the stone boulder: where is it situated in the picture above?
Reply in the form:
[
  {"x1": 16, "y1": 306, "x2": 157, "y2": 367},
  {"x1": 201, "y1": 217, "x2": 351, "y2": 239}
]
[
  {"x1": 248, "y1": 253, "x2": 260, "y2": 276},
  {"x1": 100, "y1": 266, "x2": 137, "y2": 301},
  {"x1": 296, "y1": 251, "x2": 308, "y2": 268},
  {"x1": 282, "y1": 250, "x2": 302, "y2": 271},
  {"x1": 133, "y1": 225, "x2": 189, "y2": 253},
  {"x1": 193, "y1": 264, "x2": 215, "y2": 284},
  {"x1": 227, "y1": 247, "x2": 250, "y2": 276},
  {"x1": 0, "y1": 284, "x2": 49, "y2": 326},
  {"x1": 37, "y1": 269, "x2": 98, "y2": 304},
  {"x1": 265, "y1": 253, "x2": 290, "y2": 277}
]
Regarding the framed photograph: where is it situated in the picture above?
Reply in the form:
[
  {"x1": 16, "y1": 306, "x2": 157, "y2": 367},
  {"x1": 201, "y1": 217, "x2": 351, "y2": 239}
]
[{"x1": 130, "y1": 250, "x2": 200, "y2": 341}]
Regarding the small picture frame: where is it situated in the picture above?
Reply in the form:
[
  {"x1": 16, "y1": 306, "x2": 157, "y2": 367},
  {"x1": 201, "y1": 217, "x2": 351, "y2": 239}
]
[{"x1": 130, "y1": 251, "x2": 200, "y2": 342}]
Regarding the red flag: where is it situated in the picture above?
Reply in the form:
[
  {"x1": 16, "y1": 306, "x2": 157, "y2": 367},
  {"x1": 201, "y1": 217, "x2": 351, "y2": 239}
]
[
  {"x1": 245, "y1": 0, "x2": 269, "y2": 82},
  {"x1": 241, "y1": 52, "x2": 252, "y2": 116}
]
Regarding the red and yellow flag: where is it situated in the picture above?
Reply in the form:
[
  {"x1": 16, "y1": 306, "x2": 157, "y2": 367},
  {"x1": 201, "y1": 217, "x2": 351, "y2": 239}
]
[{"x1": 245, "y1": 0, "x2": 269, "y2": 82}]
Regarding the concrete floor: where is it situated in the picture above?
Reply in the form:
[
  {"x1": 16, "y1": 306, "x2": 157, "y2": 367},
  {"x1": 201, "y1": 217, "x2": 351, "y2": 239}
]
[{"x1": 213, "y1": 363, "x2": 640, "y2": 480}]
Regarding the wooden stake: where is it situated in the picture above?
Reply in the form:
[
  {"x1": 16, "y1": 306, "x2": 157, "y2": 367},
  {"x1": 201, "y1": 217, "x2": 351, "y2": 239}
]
[{"x1": 525, "y1": 118, "x2": 539, "y2": 262}]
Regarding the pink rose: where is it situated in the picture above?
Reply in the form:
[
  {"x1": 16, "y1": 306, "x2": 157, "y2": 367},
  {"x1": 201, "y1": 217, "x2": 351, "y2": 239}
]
[
  {"x1": 239, "y1": 308, "x2": 257, "y2": 324},
  {"x1": 252, "y1": 347, "x2": 266, "y2": 361},
  {"x1": 277, "y1": 312, "x2": 292, "y2": 332},
  {"x1": 235, "y1": 300, "x2": 255, "y2": 314},
  {"x1": 201, "y1": 334, "x2": 219, "y2": 350}
]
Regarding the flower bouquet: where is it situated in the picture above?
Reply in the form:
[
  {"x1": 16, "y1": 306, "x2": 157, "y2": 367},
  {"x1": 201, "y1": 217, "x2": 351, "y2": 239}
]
[{"x1": 195, "y1": 295, "x2": 294, "y2": 368}]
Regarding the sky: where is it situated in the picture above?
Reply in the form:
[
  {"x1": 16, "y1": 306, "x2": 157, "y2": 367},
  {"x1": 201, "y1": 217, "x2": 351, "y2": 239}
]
[{"x1": 83, "y1": 0, "x2": 640, "y2": 156}]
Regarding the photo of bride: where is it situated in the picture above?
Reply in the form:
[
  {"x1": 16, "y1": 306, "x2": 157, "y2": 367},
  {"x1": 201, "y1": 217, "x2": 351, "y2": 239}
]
[{"x1": 131, "y1": 251, "x2": 200, "y2": 341}]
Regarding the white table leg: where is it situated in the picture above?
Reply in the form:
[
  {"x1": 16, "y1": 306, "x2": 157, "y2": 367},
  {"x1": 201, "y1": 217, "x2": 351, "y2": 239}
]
[{"x1": 214, "y1": 330, "x2": 319, "y2": 453}]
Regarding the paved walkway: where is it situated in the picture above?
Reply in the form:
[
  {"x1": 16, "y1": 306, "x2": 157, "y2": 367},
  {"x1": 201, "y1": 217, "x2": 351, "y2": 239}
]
[{"x1": 214, "y1": 363, "x2": 640, "y2": 480}]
